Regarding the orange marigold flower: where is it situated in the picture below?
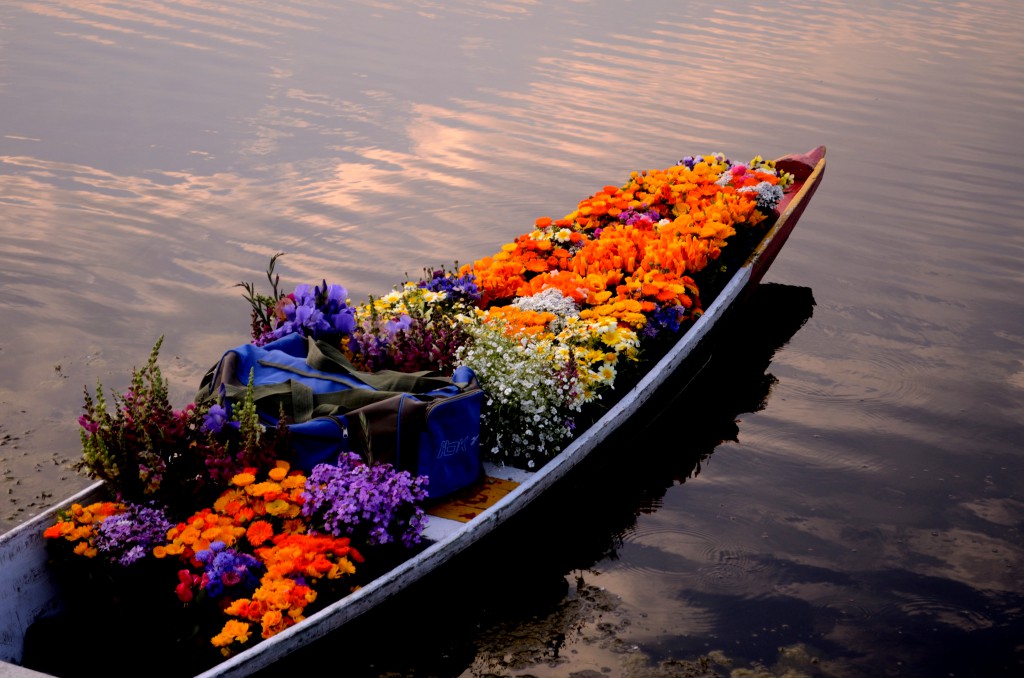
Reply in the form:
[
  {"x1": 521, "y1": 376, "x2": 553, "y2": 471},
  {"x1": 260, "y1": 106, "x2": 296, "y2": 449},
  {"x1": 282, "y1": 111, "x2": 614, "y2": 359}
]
[
  {"x1": 43, "y1": 524, "x2": 65, "y2": 539},
  {"x1": 246, "y1": 520, "x2": 275, "y2": 547},
  {"x1": 232, "y1": 472, "x2": 256, "y2": 487},
  {"x1": 73, "y1": 542, "x2": 97, "y2": 558},
  {"x1": 211, "y1": 619, "x2": 252, "y2": 650}
]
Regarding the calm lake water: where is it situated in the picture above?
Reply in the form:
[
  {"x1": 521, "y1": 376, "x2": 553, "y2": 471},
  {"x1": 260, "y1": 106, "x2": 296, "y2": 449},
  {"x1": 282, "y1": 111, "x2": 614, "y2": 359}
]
[{"x1": 2, "y1": 1, "x2": 1022, "y2": 676}]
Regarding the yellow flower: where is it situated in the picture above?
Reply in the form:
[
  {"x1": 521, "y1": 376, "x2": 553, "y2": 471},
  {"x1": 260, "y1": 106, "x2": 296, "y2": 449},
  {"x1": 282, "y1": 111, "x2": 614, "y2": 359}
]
[
  {"x1": 213, "y1": 488, "x2": 244, "y2": 513},
  {"x1": 280, "y1": 475, "x2": 306, "y2": 490},
  {"x1": 260, "y1": 610, "x2": 285, "y2": 639}
]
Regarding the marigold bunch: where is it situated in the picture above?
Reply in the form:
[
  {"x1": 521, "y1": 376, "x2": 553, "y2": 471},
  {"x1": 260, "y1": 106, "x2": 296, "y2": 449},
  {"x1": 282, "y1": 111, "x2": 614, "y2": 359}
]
[{"x1": 150, "y1": 460, "x2": 366, "y2": 656}]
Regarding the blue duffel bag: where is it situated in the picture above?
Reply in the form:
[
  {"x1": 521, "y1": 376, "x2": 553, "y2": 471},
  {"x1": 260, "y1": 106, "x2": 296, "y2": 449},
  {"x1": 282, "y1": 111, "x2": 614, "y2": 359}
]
[{"x1": 195, "y1": 333, "x2": 483, "y2": 499}]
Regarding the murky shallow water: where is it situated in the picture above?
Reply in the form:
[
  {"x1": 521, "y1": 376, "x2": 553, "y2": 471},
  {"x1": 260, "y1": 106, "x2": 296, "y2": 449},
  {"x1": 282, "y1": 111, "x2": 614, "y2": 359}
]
[{"x1": 2, "y1": 1, "x2": 1022, "y2": 676}]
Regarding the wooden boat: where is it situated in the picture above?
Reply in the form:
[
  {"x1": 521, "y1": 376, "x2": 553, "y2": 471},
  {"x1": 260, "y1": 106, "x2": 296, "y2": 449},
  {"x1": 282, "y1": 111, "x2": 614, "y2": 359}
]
[{"x1": 0, "y1": 146, "x2": 826, "y2": 678}]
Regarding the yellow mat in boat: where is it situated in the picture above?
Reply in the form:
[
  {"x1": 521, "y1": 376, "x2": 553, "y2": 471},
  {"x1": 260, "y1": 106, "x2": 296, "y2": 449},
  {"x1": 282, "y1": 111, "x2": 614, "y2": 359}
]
[{"x1": 426, "y1": 476, "x2": 520, "y2": 522}]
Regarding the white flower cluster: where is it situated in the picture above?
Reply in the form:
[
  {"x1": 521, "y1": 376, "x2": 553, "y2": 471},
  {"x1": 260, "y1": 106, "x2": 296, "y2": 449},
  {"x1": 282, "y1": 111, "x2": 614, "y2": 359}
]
[
  {"x1": 738, "y1": 181, "x2": 785, "y2": 211},
  {"x1": 456, "y1": 322, "x2": 582, "y2": 469},
  {"x1": 511, "y1": 287, "x2": 580, "y2": 333}
]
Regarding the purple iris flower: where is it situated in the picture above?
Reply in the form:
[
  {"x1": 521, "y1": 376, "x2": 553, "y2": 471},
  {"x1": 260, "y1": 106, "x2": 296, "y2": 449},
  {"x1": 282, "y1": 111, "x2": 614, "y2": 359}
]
[
  {"x1": 294, "y1": 302, "x2": 327, "y2": 331},
  {"x1": 333, "y1": 311, "x2": 356, "y2": 334},
  {"x1": 293, "y1": 284, "x2": 313, "y2": 304},
  {"x1": 203, "y1": 404, "x2": 229, "y2": 433},
  {"x1": 325, "y1": 283, "x2": 347, "y2": 309}
]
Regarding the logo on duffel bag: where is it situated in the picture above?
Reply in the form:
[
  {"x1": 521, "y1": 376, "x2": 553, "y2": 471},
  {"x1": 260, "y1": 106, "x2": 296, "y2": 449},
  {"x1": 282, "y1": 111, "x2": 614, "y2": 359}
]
[{"x1": 436, "y1": 435, "x2": 480, "y2": 459}]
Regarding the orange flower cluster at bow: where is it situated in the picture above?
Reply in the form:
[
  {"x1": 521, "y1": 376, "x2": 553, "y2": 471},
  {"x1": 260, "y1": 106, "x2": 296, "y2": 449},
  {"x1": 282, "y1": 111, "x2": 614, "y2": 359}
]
[{"x1": 465, "y1": 154, "x2": 784, "y2": 325}]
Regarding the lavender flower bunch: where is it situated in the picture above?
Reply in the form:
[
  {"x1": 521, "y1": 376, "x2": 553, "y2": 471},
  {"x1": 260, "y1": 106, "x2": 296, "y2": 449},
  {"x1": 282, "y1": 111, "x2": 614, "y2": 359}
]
[
  {"x1": 302, "y1": 452, "x2": 428, "y2": 548},
  {"x1": 93, "y1": 502, "x2": 173, "y2": 567}
]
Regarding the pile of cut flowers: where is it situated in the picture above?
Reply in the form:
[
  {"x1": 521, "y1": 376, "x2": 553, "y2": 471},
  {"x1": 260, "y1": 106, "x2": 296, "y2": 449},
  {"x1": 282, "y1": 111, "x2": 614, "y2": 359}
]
[{"x1": 44, "y1": 152, "x2": 792, "y2": 669}]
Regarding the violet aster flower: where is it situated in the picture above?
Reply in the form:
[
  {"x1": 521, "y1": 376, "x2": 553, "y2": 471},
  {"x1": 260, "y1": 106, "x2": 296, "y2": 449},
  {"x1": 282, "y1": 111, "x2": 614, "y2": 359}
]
[
  {"x1": 418, "y1": 270, "x2": 482, "y2": 304},
  {"x1": 302, "y1": 452, "x2": 428, "y2": 548},
  {"x1": 641, "y1": 304, "x2": 687, "y2": 339},
  {"x1": 93, "y1": 502, "x2": 173, "y2": 567}
]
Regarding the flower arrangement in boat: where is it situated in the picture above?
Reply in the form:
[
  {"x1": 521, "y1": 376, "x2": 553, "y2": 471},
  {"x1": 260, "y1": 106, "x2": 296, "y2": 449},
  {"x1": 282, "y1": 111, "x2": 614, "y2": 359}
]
[
  {"x1": 47, "y1": 447, "x2": 426, "y2": 656},
  {"x1": 49, "y1": 151, "x2": 793, "y2": 664},
  {"x1": 238, "y1": 152, "x2": 791, "y2": 466},
  {"x1": 55, "y1": 346, "x2": 430, "y2": 657}
]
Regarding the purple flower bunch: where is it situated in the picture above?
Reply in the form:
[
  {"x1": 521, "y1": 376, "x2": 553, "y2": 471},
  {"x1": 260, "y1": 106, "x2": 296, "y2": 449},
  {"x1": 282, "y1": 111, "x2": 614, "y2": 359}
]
[
  {"x1": 679, "y1": 152, "x2": 729, "y2": 170},
  {"x1": 93, "y1": 502, "x2": 173, "y2": 567},
  {"x1": 302, "y1": 452, "x2": 428, "y2": 548},
  {"x1": 618, "y1": 206, "x2": 662, "y2": 226},
  {"x1": 641, "y1": 304, "x2": 687, "y2": 339},
  {"x1": 195, "y1": 541, "x2": 264, "y2": 598},
  {"x1": 351, "y1": 317, "x2": 470, "y2": 374},
  {"x1": 417, "y1": 269, "x2": 482, "y2": 305},
  {"x1": 264, "y1": 281, "x2": 356, "y2": 344}
]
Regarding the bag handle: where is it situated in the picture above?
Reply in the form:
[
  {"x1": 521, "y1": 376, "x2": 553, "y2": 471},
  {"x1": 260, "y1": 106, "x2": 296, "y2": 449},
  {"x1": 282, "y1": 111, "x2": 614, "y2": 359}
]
[{"x1": 304, "y1": 338, "x2": 454, "y2": 393}]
